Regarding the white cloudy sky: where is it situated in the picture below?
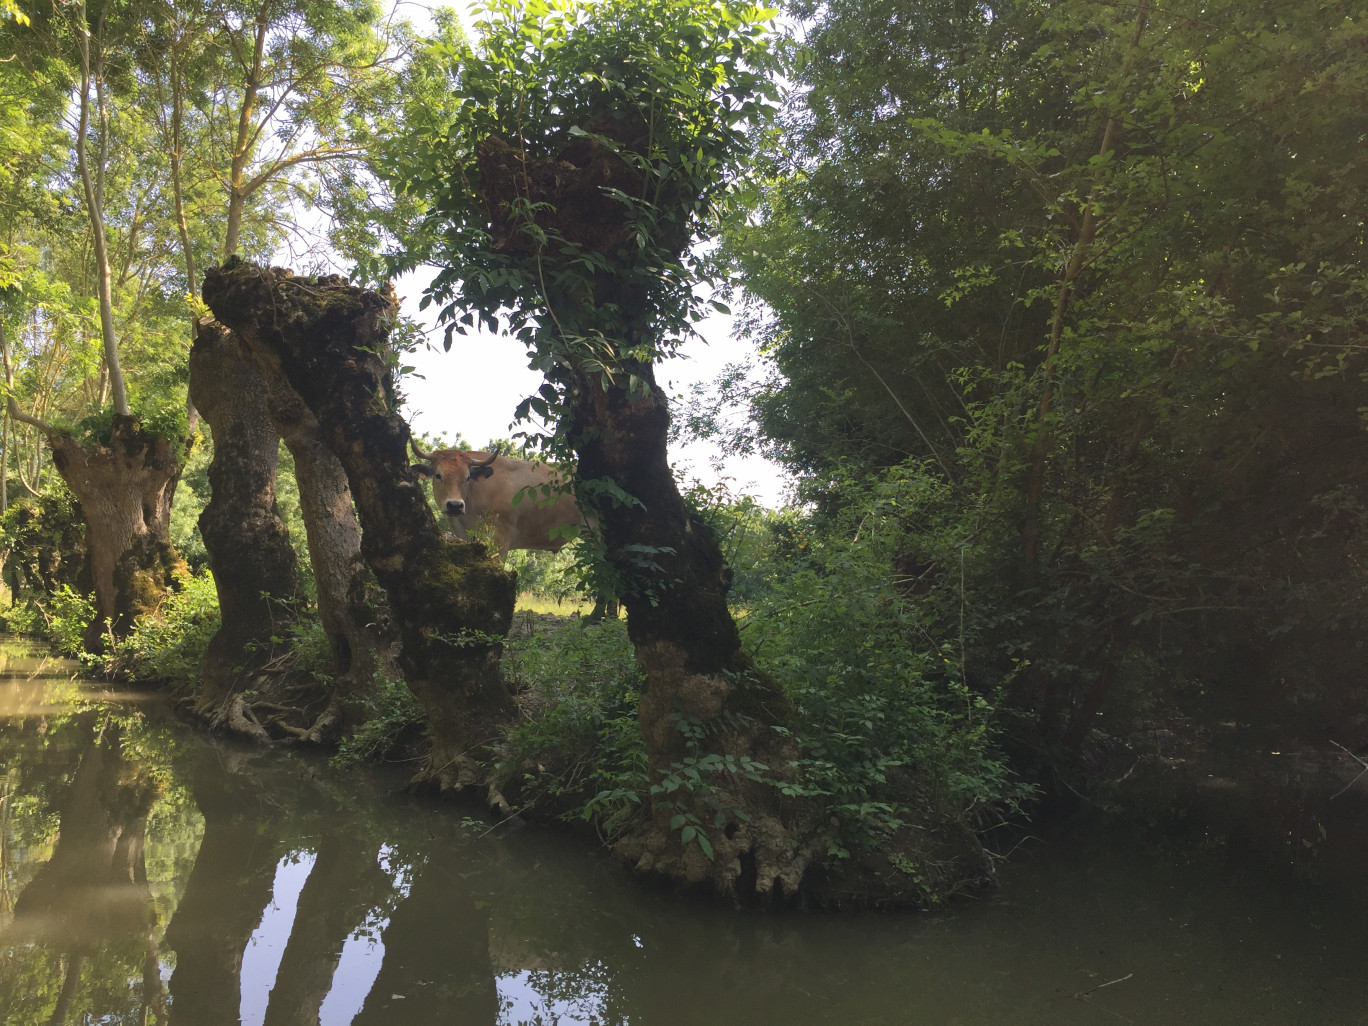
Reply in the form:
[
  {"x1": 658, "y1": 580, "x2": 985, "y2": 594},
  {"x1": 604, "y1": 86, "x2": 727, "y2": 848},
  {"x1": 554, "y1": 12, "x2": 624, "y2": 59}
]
[{"x1": 393, "y1": 270, "x2": 791, "y2": 507}]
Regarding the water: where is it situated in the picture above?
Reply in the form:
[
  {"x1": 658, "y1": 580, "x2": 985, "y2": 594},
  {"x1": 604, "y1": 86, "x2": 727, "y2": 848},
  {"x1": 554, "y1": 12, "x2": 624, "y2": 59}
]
[{"x1": 1, "y1": 637, "x2": 1364, "y2": 1026}]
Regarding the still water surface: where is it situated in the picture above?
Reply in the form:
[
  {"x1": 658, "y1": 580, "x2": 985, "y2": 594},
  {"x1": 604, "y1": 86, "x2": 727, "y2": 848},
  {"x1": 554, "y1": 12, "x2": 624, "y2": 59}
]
[{"x1": 1, "y1": 638, "x2": 1364, "y2": 1025}]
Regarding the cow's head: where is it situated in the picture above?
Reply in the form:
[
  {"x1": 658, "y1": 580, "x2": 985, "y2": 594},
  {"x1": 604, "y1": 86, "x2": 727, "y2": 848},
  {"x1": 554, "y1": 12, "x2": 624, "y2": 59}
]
[{"x1": 412, "y1": 443, "x2": 497, "y2": 523}]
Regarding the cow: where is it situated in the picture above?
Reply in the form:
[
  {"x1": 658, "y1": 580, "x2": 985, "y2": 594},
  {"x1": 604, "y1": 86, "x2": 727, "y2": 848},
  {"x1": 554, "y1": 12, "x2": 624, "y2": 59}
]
[
  {"x1": 411, "y1": 442, "x2": 618, "y2": 620},
  {"x1": 410, "y1": 443, "x2": 592, "y2": 558}
]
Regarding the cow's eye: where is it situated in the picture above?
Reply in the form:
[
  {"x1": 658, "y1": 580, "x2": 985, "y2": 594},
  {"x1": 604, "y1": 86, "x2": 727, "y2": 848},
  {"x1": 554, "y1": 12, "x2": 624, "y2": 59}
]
[{"x1": 433, "y1": 472, "x2": 443, "y2": 480}]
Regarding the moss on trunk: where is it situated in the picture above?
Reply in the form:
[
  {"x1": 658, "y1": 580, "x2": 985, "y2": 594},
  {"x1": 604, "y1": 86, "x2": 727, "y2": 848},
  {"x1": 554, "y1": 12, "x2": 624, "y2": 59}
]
[
  {"x1": 47, "y1": 415, "x2": 185, "y2": 651},
  {"x1": 188, "y1": 321, "x2": 300, "y2": 723},
  {"x1": 202, "y1": 259, "x2": 516, "y2": 793}
]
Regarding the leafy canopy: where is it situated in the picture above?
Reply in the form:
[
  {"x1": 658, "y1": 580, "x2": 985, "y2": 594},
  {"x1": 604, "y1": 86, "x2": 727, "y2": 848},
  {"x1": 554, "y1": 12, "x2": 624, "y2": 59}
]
[{"x1": 385, "y1": 0, "x2": 779, "y2": 421}]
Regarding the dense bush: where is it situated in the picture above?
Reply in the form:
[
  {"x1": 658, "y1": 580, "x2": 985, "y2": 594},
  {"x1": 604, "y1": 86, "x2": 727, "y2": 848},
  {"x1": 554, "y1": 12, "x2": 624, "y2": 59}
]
[
  {"x1": 487, "y1": 480, "x2": 1030, "y2": 879},
  {"x1": 103, "y1": 568, "x2": 220, "y2": 690},
  {"x1": 332, "y1": 665, "x2": 428, "y2": 767},
  {"x1": 739, "y1": 465, "x2": 1031, "y2": 862},
  {"x1": 3, "y1": 584, "x2": 95, "y2": 659},
  {"x1": 494, "y1": 615, "x2": 648, "y2": 833},
  {"x1": 1, "y1": 487, "x2": 88, "y2": 597}
]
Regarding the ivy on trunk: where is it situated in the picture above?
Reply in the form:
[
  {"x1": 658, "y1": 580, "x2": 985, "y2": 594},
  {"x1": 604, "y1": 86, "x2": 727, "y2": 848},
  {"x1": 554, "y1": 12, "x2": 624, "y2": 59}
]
[{"x1": 382, "y1": 0, "x2": 816, "y2": 899}]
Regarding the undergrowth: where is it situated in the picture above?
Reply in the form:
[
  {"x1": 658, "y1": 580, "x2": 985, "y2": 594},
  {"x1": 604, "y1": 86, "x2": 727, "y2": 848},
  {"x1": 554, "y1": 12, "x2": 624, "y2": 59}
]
[
  {"x1": 332, "y1": 669, "x2": 427, "y2": 767},
  {"x1": 493, "y1": 615, "x2": 648, "y2": 835}
]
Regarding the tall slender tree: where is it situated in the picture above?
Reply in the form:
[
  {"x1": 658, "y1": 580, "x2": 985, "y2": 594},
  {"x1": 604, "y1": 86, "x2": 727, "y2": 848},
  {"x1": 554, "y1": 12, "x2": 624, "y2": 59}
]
[{"x1": 3, "y1": 2, "x2": 192, "y2": 646}]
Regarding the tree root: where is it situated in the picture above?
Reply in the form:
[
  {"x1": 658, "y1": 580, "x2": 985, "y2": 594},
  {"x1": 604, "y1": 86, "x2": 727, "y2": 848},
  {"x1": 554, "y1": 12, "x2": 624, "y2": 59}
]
[
  {"x1": 616, "y1": 811, "x2": 821, "y2": 903},
  {"x1": 220, "y1": 695, "x2": 271, "y2": 743},
  {"x1": 405, "y1": 748, "x2": 516, "y2": 820}
]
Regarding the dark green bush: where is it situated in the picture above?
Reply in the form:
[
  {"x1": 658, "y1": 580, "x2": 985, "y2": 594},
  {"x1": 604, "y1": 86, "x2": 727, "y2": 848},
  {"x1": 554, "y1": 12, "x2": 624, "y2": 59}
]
[
  {"x1": 495, "y1": 616, "x2": 648, "y2": 833},
  {"x1": 740, "y1": 463, "x2": 1031, "y2": 860}
]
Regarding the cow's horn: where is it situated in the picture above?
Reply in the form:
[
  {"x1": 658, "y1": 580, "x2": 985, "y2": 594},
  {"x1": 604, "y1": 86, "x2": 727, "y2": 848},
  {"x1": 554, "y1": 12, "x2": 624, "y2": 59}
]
[
  {"x1": 471, "y1": 449, "x2": 498, "y2": 469},
  {"x1": 410, "y1": 437, "x2": 434, "y2": 460}
]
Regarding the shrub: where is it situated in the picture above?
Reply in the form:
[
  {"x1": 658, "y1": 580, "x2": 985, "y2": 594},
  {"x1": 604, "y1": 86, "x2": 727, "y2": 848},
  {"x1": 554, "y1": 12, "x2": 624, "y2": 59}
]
[
  {"x1": 104, "y1": 568, "x2": 220, "y2": 690},
  {"x1": 332, "y1": 667, "x2": 427, "y2": 767},
  {"x1": 495, "y1": 616, "x2": 648, "y2": 832},
  {"x1": 740, "y1": 465, "x2": 1031, "y2": 861},
  {"x1": 2, "y1": 585, "x2": 96, "y2": 659}
]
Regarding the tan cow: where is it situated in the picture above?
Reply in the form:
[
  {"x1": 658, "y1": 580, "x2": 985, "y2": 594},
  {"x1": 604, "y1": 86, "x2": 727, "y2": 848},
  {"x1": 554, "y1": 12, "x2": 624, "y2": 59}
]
[{"x1": 410, "y1": 444, "x2": 593, "y2": 558}]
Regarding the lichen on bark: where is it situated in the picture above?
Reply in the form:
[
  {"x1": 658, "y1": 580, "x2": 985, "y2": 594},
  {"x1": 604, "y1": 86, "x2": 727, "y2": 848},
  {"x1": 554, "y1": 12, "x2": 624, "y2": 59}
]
[{"x1": 202, "y1": 258, "x2": 516, "y2": 794}]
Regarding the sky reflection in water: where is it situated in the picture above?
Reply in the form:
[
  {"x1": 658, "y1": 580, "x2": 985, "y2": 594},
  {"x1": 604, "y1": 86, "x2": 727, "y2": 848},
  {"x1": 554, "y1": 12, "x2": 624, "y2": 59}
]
[{"x1": 2, "y1": 638, "x2": 1365, "y2": 1026}]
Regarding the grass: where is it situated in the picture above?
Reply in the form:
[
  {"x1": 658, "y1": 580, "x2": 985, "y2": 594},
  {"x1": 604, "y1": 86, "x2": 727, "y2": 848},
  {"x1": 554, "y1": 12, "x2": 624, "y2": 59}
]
[{"x1": 515, "y1": 592, "x2": 622, "y2": 618}]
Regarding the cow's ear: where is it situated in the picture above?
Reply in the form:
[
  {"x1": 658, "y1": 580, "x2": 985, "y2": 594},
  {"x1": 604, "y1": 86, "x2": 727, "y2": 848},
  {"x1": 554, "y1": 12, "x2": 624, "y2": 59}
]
[
  {"x1": 411, "y1": 463, "x2": 434, "y2": 481},
  {"x1": 470, "y1": 465, "x2": 494, "y2": 481}
]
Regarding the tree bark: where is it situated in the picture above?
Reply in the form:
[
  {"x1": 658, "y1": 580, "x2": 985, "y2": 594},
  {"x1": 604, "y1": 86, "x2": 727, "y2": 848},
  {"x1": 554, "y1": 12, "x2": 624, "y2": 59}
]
[
  {"x1": 266, "y1": 377, "x2": 390, "y2": 743},
  {"x1": 202, "y1": 259, "x2": 516, "y2": 794},
  {"x1": 46, "y1": 417, "x2": 185, "y2": 648},
  {"x1": 72, "y1": 0, "x2": 128, "y2": 418},
  {"x1": 188, "y1": 320, "x2": 300, "y2": 724}
]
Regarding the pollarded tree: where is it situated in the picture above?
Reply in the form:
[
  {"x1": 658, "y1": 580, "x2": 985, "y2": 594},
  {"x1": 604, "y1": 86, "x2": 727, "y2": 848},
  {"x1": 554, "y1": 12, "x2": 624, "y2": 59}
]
[
  {"x1": 143, "y1": 0, "x2": 422, "y2": 729},
  {"x1": 386, "y1": 0, "x2": 814, "y2": 899}
]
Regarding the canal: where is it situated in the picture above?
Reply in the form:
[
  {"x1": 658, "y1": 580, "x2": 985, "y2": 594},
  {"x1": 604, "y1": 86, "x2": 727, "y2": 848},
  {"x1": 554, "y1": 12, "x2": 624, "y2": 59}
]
[{"x1": 1, "y1": 637, "x2": 1363, "y2": 1025}]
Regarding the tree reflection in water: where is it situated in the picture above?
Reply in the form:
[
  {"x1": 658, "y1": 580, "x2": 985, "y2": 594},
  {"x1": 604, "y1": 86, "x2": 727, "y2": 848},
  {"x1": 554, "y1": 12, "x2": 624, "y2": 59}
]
[
  {"x1": 2, "y1": 706, "x2": 176, "y2": 1024},
  {"x1": 4, "y1": 639, "x2": 1367, "y2": 1026},
  {"x1": 0, "y1": 652, "x2": 510, "y2": 1026}
]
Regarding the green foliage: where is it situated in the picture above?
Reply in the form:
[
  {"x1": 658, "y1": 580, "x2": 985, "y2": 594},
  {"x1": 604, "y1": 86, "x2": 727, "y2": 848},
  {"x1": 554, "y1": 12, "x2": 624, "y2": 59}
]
[
  {"x1": 680, "y1": 479, "x2": 782, "y2": 604},
  {"x1": 717, "y1": 0, "x2": 1368, "y2": 787},
  {"x1": 495, "y1": 617, "x2": 647, "y2": 832},
  {"x1": 0, "y1": 486, "x2": 86, "y2": 597},
  {"x1": 103, "y1": 568, "x2": 220, "y2": 692},
  {"x1": 740, "y1": 464, "x2": 1029, "y2": 856},
  {"x1": 169, "y1": 434, "x2": 212, "y2": 571},
  {"x1": 3, "y1": 584, "x2": 94, "y2": 658},
  {"x1": 384, "y1": 0, "x2": 779, "y2": 459},
  {"x1": 332, "y1": 668, "x2": 428, "y2": 767},
  {"x1": 272, "y1": 439, "x2": 315, "y2": 601}
]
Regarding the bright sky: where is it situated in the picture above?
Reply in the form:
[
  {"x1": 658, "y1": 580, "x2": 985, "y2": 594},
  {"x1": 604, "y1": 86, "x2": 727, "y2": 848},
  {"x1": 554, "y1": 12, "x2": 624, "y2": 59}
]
[{"x1": 393, "y1": 272, "x2": 791, "y2": 509}]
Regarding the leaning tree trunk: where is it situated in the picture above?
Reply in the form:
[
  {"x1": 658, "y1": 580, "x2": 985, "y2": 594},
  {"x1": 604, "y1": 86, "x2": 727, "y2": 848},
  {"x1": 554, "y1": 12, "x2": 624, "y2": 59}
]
[
  {"x1": 567, "y1": 337, "x2": 810, "y2": 898},
  {"x1": 202, "y1": 259, "x2": 516, "y2": 795},
  {"x1": 188, "y1": 321, "x2": 299, "y2": 729},
  {"x1": 266, "y1": 378, "x2": 391, "y2": 743},
  {"x1": 47, "y1": 417, "x2": 185, "y2": 650},
  {"x1": 473, "y1": 129, "x2": 810, "y2": 898}
]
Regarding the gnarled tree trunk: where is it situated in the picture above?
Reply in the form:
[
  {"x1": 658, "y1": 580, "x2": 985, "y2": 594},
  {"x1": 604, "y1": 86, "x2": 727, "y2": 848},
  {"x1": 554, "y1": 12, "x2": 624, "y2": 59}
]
[
  {"x1": 567, "y1": 333, "x2": 809, "y2": 898},
  {"x1": 188, "y1": 321, "x2": 299, "y2": 727},
  {"x1": 189, "y1": 320, "x2": 387, "y2": 742},
  {"x1": 202, "y1": 259, "x2": 516, "y2": 794},
  {"x1": 46, "y1": 417, "x2": 186, "y2": 650},
  {"x1": 266, "y1": 379, "x2": 391, "y2": 743}
]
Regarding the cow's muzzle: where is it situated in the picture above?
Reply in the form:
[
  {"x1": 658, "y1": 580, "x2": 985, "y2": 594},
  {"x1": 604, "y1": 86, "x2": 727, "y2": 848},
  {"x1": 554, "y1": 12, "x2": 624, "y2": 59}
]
[{"x1": 444, "y1": 499, "x2": 465, "y2": 516}]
